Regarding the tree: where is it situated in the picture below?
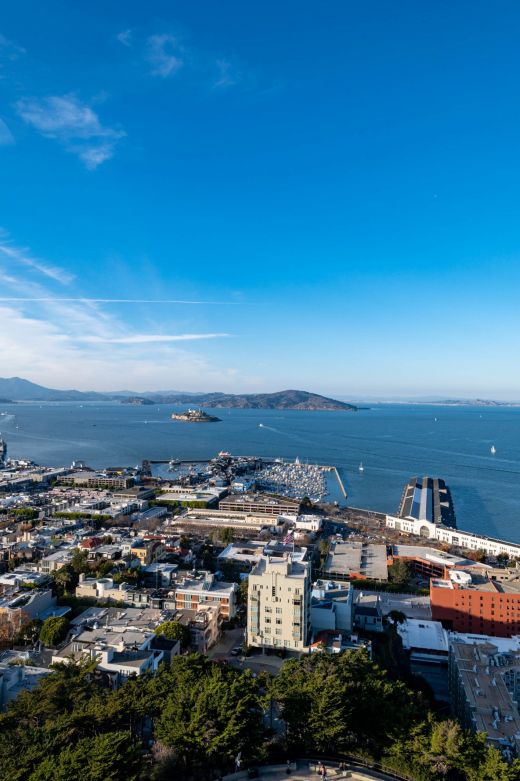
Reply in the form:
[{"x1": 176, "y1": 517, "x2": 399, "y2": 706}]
[
  {"x1": 388, "y1": 559, "x2": 410, "y2": 588},
  {"x1": 51, "y1": 566, "x2": 75, "y2": 596},
  {"x1": 154, "y1": 620, "x2": 190, "y2": 649},
  {"x1": 270, "y1": 648, "x2": 423, "y2": 757},
  {"x1": 387, "y1": 610, "x2": 406, "y2": 625},
  {"x1": 153, "y1": 655, "x2": 266, "y2": 775},
  {"x1": 71, "y1": 549, "x2": 90, "y2": 575},
  {"x1": 218, "y1": 527, "x2": 234, "y2": 544},
  {"x1": 39, "y1": 616, "x2": 69, "y2": 647},
  {"x1": 14, "y1": 618, "x2": 41, "y2": 646},
  {"x1": 496, "y1": 552, "x2": 509, "y2": 566},
  {"x1": 28, "y1": 731, "x2": 141, "y2": 781},
  {"x1": 237, "y1": 577, "x2": 249, "y2": 606}
]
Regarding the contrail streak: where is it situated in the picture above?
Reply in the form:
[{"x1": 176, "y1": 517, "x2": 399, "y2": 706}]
[{"x1": 0, "y1": 297, "x2": 239, "y2": 305}]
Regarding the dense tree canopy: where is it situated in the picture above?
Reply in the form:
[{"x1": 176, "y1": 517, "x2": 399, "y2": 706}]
[{"x1": 0, "y1": 648, "x2": 517, "y2": 781}]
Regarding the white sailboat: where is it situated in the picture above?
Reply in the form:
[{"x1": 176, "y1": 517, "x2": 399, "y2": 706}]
[
  {"x1": 359, "y1": 462, "x2": 364, "y2": 472},
  {"x1": 490, "y1": 445, "x2": 496, "y2": 455}
]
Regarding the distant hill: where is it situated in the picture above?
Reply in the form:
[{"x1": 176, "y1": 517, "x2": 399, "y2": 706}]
[
  {"x1": 121, "y1": 397, "x2": 155, "y2": 406},
  {"x1": 0, "y1": 377, "x2": 106, "y2": 402},
  {"x1": 122, "y1": 389, "x2": 357, "y2": 410},
  {"x1": 0, "y1": 378, "x2": 357, "y2": 410},
  {"x1": 187, "y1": 390, "x2": 358, "y2": 411},
  {"x1": 417, "y1": 398, "x2": 519, "y2": 407}
]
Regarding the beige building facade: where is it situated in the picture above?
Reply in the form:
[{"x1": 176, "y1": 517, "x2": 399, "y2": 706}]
[{"x1": 247, "y1": 555, "x2": 311, "y2": 652}]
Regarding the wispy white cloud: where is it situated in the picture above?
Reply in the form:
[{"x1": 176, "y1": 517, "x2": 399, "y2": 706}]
[
  {"x1": 78, "y1": 332, "x2": 231, "y2": 344},
  {"x1": 0, "y1": 233, "x2": 243, "y2": 391},
  {"x1": 0, "y1": 32, "x2": 25, "y2": 61},
  {"x1": 146, "y1": 34, "x2": 184, "y2": 78},
  {"x1": 117, "y1": 29, "x2": 132, "y2": 47},
  {"x1": 214, "y1": 59, "x2": 239, "y2": 89},
  {"x1": 0, "y1": 232, "x2": 74, "y2": 284},
  {"x1": 15, "y1": 94, "x2": 125, "y2": 169},
  {"x1": 0, "y1": 118, "x2": 14, "y2": 145}
]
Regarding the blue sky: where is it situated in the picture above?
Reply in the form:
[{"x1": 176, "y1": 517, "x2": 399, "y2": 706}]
[{"x1": 1, "y1": 1, "x2": 520, "y2": 397}]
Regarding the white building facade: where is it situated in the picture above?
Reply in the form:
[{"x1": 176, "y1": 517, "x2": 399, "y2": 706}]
[{"x1": 386, "y1": 515, "x2": 520, "y2": 559}]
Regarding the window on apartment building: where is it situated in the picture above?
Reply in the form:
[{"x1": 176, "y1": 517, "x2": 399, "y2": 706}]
[
  {"x1": 276, "y1": 619, "x2": 282, "y2": 625},
  {"x1": 276, "y1": 608, "x2": 282, "y2": 614},
  {"x1": 275, "y1": 629, "x2": 282, "y2": 635},
  {"x1": 265, "y1": 618, "x2": 271, "y2": 624},
  {"x1": 272, "y1": 586, "x2": 276, "y2": 597}
]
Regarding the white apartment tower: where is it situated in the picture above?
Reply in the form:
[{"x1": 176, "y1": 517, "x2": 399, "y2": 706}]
[{"x1": 247, "y1": 555, "x2": 311, "y2": 652}]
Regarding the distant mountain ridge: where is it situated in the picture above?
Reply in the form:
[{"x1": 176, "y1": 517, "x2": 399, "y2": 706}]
[
  {"x1": 0, "y1": 378, "x2": 357, "y2": 410},
  {"x1": 0, "y1": 377, "x2": 105, "y2": 401}
]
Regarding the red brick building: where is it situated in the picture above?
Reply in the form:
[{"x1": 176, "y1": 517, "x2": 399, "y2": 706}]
[{"x1": 430, "y1": 569, "x2": 520, "y2": 637}]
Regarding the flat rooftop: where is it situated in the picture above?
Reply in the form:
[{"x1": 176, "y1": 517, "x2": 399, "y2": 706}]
[
  {"x1": 323, "y1": 541, "x2": 388, "y2": 581},
  {"x1": 251, "y1": 555, "x2": 309, "y2": 579},
  {"x1": 392, "y1": 545, "x2": 485, "y2": 569},
  {"x1": 451, "y1": 639, "x2": 520, "y2": 749},
  {"x1": 397, "y1": 618, "x2": 449, "y2": 653},
  {"x1": 355, "y1": 591, "x2": 432, "y2": 621},
  {"x1": 432, "y1": 571, "x2": 520, "y2": 595}
]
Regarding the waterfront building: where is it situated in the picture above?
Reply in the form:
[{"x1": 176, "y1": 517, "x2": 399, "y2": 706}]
[
  {"x1": 398, "y1": 476, "x2": 456, "y2": 528},
  {"x1": 385, "y1": 514, "x2": 520, "y2": 560},
  {"x1": 247, "y1": 554, "x2": 311, "y2": 652},
  {"x1": 59, "y1": 471, "x2": 135, "y2": 490}
]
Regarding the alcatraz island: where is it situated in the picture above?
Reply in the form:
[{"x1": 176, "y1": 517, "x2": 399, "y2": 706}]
[{"x1": 171, "y1": 408, "x2": 221, "y2": 423}]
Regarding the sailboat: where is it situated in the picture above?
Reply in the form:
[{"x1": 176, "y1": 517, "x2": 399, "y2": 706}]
[
  {"x1": 359, "y1": 462, "x2": 364, "y2": 472},
  {"x1": 490, "y1": 445, "x2": 496, "y2": 455}
]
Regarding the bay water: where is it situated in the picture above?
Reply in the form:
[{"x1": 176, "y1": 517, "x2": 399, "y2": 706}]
[{"x1": 1, "y1": 402, "x2": 519, "y2": 543}]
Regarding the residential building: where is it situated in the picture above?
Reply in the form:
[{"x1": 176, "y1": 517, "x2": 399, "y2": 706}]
[
  {"x1": 75, "y1": 574, "x2": 129, "y2": 601},
  {"x1": 37, "y1": 548, "x2": 73, "y2": 573},
  {"x1": 0, "y1": 654, "x2": 51, "y2": 710},
  {"x1": 310, "y1": 580, "x2": 353, "y2": 634},
  {"x1": 176, "y1": 605, "x2": 221, "y2": 653},
  {"x1": 172, "y1": 571, "x2": 237, "y2": 619},
  {"x1": 130, "y1": 539, "x2": 164, "y2": 567},
  {"x1": 247, "y1": 554, "x2": 311, "y2": 652},
  {"x1": 217, "y1": 539, "x2": 308, "y2": 574},
  {"x1": 449, "y1": 636, "x2": 520, "y2": 760}
]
